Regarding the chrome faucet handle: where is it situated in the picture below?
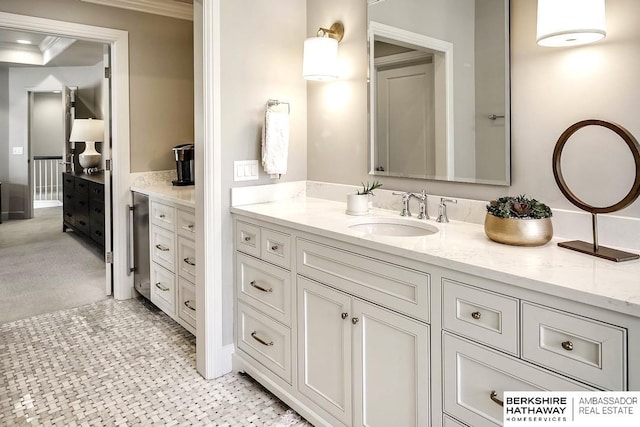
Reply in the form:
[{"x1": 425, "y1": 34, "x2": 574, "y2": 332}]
[
  {"x1": 392, "y1": 192, "x2": 412, "y2": 216},
  {"x1": 436, "y1": 198, "x2": 457, "y2": 223}
]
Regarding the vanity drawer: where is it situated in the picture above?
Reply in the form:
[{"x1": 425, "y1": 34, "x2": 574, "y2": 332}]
[
  {"x1": 177, "y1": 209, "x2": 196, "y2": 239},
  {"x1": 151, "y1": 200, "x2": 175, "y2": 231},
  {"x1": 236, "y1": 220, "x2": 261, "y2": 258},
  {"x1": 443, "y1": 415, "x2": 468, "y2": 427},
  {"x1": 151, "y1": 225, "x2": 175, "y2": 272},
  {"x1": 297, "y1": 238, "x2": 430, "y2": 322},
  {"x1": 178, "y1": 277, "x2": 196, "y2": 334},
  {"x1": 443, "y1": 333, "x2": 593, "y2": 427},
  {"x1": 521, "y1": 302, "x2": 626, "y2": 390},
  {"x1": 237, "y1": 253, "x2": 292, "y2": 326},
  {"x1": 261, "y1": 228, "x2": 292, "y2": 269},
  {"x1": 237, "y1": 301, "x2": 291, "y2": 384},
  {"x1": 442, "y1": 279, "x2": 519, "y2": 355},
  {"x1": 177, "y1": 236, "x2": 196, "y2": 282},
  {"x1": 151, "y1": 263, "x2": 176, "y2": 317}
]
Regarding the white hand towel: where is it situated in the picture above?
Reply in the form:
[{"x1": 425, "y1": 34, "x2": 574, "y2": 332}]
[{"x1": 262, "y1": 110, "x2": 290, "y2": 176}]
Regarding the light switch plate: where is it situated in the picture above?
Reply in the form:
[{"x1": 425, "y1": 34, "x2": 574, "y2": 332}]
[
  {"x1": 234, "y1": 160, "x2": 259, "y2": 181},
  {"x1": 12, "y1": 146, "x2": 24, "y2": 155}
]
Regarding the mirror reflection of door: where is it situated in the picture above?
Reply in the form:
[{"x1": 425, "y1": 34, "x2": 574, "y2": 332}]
[{"x1": 376, "y1": 61, "x2": 435, "y2": 177}]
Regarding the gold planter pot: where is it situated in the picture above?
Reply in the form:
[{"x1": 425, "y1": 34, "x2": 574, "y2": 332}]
[{"x1": 484, "y1": 214, "x2": 553, "y2": 247}]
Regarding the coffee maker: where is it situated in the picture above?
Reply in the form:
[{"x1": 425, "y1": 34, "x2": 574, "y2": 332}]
[{"x1": 172, "y1": 143, "x2": 195, "y2": 186}]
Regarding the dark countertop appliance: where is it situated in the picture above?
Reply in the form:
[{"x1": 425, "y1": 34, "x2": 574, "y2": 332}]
[{"x1": 172, "y1": 143, "x2": 194, "y2": 186}]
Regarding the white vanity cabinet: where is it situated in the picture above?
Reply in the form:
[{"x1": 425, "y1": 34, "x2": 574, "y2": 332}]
[
  {"x1": 232, "y1": 211, "x2": 639, "y2": 427},
  {"x1": 149, "y1": 199, "x2": 196, "y2": 335}
]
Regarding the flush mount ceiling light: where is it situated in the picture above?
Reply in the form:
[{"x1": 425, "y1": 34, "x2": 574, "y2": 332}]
[
  {"x1": 303, "y1": 22, "x2": 344, "y2": 81},
  {"x1": 537, "y1": 0, "x2": 607, "y2": 47},
  {"x1": 537, "y1": 0, "x2": 606, "y2": 47},
  {"x1": 16, "y1": 39, "x2": 33, "y2": 45}
]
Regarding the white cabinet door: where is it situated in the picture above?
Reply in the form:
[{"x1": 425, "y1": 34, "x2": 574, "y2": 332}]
[
  {"x1": 297, "y1": 277, "x2": 352, "y2": 425},
  {"x1": 353, "y1": 299, "x2": 430, "y2": 427}
]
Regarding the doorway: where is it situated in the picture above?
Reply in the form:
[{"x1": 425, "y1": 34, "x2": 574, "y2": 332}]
[{"x1": 0, "y1": 11, "x2": 132, "y2": 301}]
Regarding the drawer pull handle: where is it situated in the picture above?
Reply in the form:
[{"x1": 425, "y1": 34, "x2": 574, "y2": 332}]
[
  {"x1": 184, "y1": 300, "x2": 195, "y2": 311},
  {"x1": 251, "y1": 331, "x2": 274, "y2": 346},
  {"x1": 352, "y1": 317, "x2": 359, "y2": 325},
  {"x1": 271, "y1": 244, "x2": 279, "y2": 251},
  {"x1": 155, "y1": 244, "x2": 170, "y2": 252},
  {"x1": 561, "y1": 341, "x2": 574, "y2": 351},
  {"x1": 244, "y1": 236, "x2": 252, "y2": 242},
  {"x1": 341, "y1": 312, "x2": 349, "y2": 319},
  {"x1": 490, "y1": 390, "x2": 504, "y2": 407},
  {"x1": 183, "y1": 257, "x2": 196, "y2": 266},
  {"x1": 249, "y1": 280, "x2": 273, "y2": 293},
  {"x1": 155, "y1": 282, "x2": 170, "y2": 292},
  {"x1": 471, "y1": 311, "x2": 482, "y2": 320},
  {"x1": 187, "y1": 224, "x2": 195, "y2": 230},
  {"x1": 159, "y1": 213, "x2": 166, "y2": 219}
]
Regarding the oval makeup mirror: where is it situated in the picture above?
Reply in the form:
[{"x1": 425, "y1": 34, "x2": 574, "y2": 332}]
[{"x1": 552, "y1": 119, "x2": 640, "y2": 261}]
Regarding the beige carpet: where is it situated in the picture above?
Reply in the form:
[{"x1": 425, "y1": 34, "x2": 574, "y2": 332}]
[{"x1": 0, "y1": 207, "x2": 107, "y2": 324}]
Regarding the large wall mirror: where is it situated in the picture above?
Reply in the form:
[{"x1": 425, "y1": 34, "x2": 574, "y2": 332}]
[{"x1": 368, "y1": 0, "x2": 511, "y2": 185}]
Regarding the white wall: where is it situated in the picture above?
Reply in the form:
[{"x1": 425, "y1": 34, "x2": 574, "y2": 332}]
[
  {"x1": 220, "y1": 0, "x2": 307, "y2": 345},
  {"x1": 307, "y1": 0, "x2": 640, "y2": 221}
]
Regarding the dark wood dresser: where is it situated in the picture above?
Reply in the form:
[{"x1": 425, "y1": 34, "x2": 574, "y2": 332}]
[{"x1": 62, "y1": 172, "x2": 105, "y2": 249}]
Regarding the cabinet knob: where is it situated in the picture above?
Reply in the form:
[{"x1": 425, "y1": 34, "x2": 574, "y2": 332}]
[
  {"x1": 159, "y1": 213, "x2": 166, "y2": 219},
  {"x1": 341, "y1": 312, "x2": 348, "y2": 319},
  {"x1": 471, "y1": 311, "x2": 482, "y2": 320},
  {"x1": 561, "y1": 341, "x2": 574, "y2": 351},
  {"x1": 489, "y1": 390, "x2": 504, "y2": 407},
  {"x1": 352, "y1": 317, "x2": 359, "y2": 325},
  {"x1": 271, "y1": 244, "x2": 279, "y2": 251},
  {"x1": 244, "y1": 236, "x2": 252, "y2": 242}
]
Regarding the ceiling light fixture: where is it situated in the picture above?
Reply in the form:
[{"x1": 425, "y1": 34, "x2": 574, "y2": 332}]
[
  {"x1": 303, "y1": 22, "x2": 344, "y2": 81},
  {"x1": 16, "y1": 39, "x2": 33, "y2": 45},
  {"x1": 537, "y1": 0, "x2": 606, "y2": 47}
]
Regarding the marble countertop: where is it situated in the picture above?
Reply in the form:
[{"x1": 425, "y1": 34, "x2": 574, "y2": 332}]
[
  {"x1": 231, "y1": 197, "x2": 640, "y2": 318},
  {"x1": 131, "y1": 182, "x2": 195, "y2": 209}
]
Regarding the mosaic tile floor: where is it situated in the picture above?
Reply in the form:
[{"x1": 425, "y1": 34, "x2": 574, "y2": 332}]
[{"x1": 0, "y1": 298, "x2": 310, "y2": 426}]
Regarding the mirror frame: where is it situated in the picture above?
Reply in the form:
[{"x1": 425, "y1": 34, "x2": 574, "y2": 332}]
[{"x1": 367, "y1": 0, "x2": 511, "y2": 186}]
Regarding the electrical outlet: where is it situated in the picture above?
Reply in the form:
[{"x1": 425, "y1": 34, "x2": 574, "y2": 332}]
[
  {"x1": 12, "y1": 146, "x2": 24, "y2": 155},
  {"x1": 234, "y1": 160, "x2": 259, "y2": 181}
]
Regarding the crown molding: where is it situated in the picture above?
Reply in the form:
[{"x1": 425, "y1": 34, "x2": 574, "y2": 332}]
[{"x1": 80, "y1": 0, "x2": 193, "y2": 21}]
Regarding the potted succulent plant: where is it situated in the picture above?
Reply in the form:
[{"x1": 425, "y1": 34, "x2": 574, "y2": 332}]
[
  {"x1": 484, "y1": 195, "x2": 553, "y2": 246},
  {"x1": 346, "y1": 181, "x2": 382, "y2": 215}
]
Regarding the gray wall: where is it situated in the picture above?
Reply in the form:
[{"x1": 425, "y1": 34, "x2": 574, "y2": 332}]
[
  {"x1": 307, "y1": 0, "x2": 640, "y2": 220},
  {"x1": 219, "y1": 0, "x2": 307, "y2": 345},
  {"x1": 31, "y1": 92, "x2": 64, "y2": 157},
  {"x1": 0, "y1": 67, "x2": 7, "y2": 220},
  {"x1": 0, "y1": 0, "x2": 194, "y2": 173}
]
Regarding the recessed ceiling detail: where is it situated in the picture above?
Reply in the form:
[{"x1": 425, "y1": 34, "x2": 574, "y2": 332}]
[
  {"x1": 80, "y1": 0, "x2": 193, "y2": 21},
  {"x1": 0, "y1": 34, "x2": 78, "y2": 66}
]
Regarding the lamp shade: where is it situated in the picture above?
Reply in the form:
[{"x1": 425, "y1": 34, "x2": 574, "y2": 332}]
[
  {"x1": 303, "y1": 36, "x2": 339, "y2": 81},
  {"x1": 537, "y1": 0, "x2": 606, "y2": 47},
  {"x1": 69, "y1": 118, "x2": 105, "y2": 142}
]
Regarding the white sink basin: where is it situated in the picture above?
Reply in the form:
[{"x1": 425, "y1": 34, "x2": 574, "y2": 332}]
[{"x1": 348, "y1": 217, "x2": 439, "y2": 237}]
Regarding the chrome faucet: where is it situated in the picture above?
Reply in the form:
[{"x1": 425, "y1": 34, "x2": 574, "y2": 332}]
[
  {"x1": 436, "y1": 198, "x2": 457, "y2": 223},
  {"x1": 392, "y1": 190, "x2": 429, "y2": 219}
]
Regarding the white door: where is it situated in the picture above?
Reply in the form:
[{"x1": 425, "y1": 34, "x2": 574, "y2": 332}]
[
  {"x1": 353, "y1": 299, "x2": 430, "y2": 427},
  {"x1": 297, "y1": 277, "x2": 352, "y2": 425},
  {"x1": 102, "y1": 45, "x2": 113, "y2": 295},
  {"x1": 376, "y1": 62, "x2": 435, "y2": 177},
  {"x1": 62, "y1": 86, "x2": 75, "y2": 172}
]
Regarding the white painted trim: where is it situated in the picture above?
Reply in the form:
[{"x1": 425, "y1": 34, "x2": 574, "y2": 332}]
[
  {"x1": 195, "y1": 0, "x2": 228, "y2": 379},
  {"x1": 80, "y1": 0, "x2": 193, "y2": 21},
  {"x1": 373, "y1": 50, "x2": 431, "y2": 67},
  {"x1": 369, "y1": 21, "x2": 455, "y2": 179},
  {"x1": 0, "y1": 12, "x2": 132, "y2": 301}
]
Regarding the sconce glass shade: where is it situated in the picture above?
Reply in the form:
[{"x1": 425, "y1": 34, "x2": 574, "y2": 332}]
[
  {"x1": 537, "y1": 0, "x2": 606, "y2": 47},
  {"x1": 303, "y1": 36, "x2": 339, "y2": 81}
]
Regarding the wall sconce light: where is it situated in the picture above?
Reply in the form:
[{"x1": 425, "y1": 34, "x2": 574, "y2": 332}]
[
  {"x1": 70, "y1": 118, "x2": 104, "y2": 171},
  {"x1": 303, "y1": 22, "x2": 344, "y2": 81},
  {"x1": 537, "y1": 0, "x2": 606, "y2": 47}
]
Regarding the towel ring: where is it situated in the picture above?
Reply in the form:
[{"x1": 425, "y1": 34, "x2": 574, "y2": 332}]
[{"x1": 266, "y1": 99, "x2": 290, "y2": 115}]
